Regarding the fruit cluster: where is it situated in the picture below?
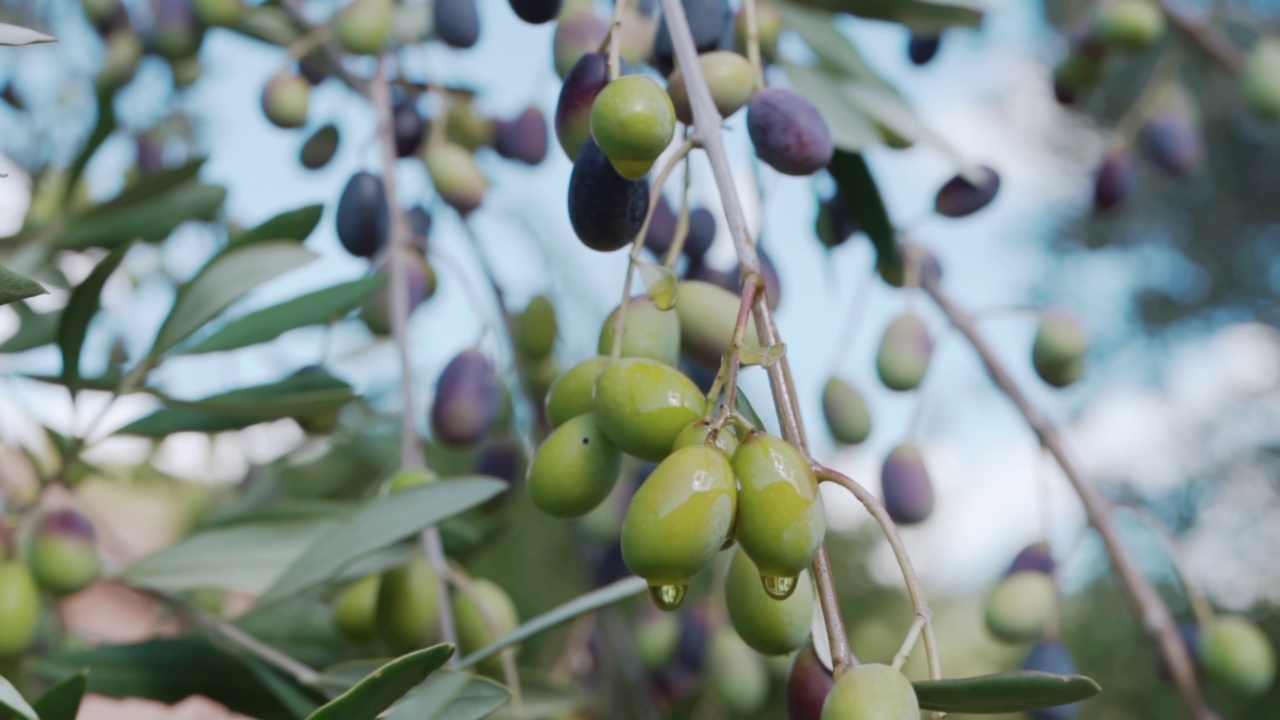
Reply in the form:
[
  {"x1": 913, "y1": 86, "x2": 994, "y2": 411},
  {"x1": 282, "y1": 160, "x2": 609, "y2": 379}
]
[{"x1": 0, "y1": 510, "x2": 101, "y2": 659}]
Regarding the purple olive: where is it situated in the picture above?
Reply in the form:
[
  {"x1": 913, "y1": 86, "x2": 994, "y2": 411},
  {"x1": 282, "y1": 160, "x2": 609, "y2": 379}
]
[
  {"x1": 1022, "y1": 642, "x2": 1083, "y2": 720},
  {"x1": 555, "y1": 53, "x2": 610, "y2": 160},
  {"x1": 787, "y1": 644, "x2": 834, "y2": 719},
  {"x1": 1093, "y1": 148, "x2": 1136, "y2": 213},
  {"x1": 935, "y1": 165, "x2": 1001, "y2": 218},
  {"x1": 1139, "y1": 112, "x2": 1203, "y2": 177},
  {"x1": 393, "y1": 97, "x2": 425, "y2": 158},
  {"x1": 568, "y1": 138, "x2": 649, "y2": 252},
  {"x1": 495, "y1": 107, "x2": 549, "y2": 165},
  {"x1": 881, "y1": 444, "x2": 934, "y2": 525},
  {"x1": 431, "y1": 349, "x2": 502, "y2": 446},
  {"x1": 748, "y1": 87, "x2": 834, "y2": 176},
  {"x1": 434, "y1": 0, "x2": 480, "y2": 49},
  {"x1": 652, "y1": 0, "x2": 733, "y2": 75},
  {"x1": 1007, "y1": 542, "x2": 1056, "y2": 577},
  {"x1": 908, "y1": 34, "x2": 942, "y2": 65},
  {"x1": 508, "y1": 0, "x2": 561, "y2": 24}
]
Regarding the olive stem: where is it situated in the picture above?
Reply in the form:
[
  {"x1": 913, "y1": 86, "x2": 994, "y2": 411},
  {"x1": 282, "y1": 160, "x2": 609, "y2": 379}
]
[
  {"x1": 654, "y1": 0, "x2": 857, "y2": 675},
  {"x1": 370, "y1": 64, "x2": 459, "y2": 654},
  {"x1": 608, "y1": 0, "x2": 627, "y2": 81},
  {"x1": 814, "y1": 465, "x2": 943, "y2": 700},
  {"x1": 920, "y1": 273, "x2": 1218, "y2": 720},
  {"x1": 710, "y1": 273, "x2": 759, "y2": 430},
  {"x1": 278, "y1": 0, "x2": 369, "y2": 94},
  {"x1": 891, "y1": 615, "x2": 926, "y2": 671},
  {"x1": 661, "y1": 145, "x2": 695, "y2": 269},
  {"x1": 444, "y1": 564, "x2": 525, "y2": 717},
  {"x1": 1112, "y1": 47, "x2": 1181, "y2": 146},
  {"x1": 1120, "y1": 505, "x2": 1217, "y2": 628},
  {"x1": 742, "y1": 0, "x2": 767, "y2": 91},
  {"x1": 286, "y1": 24, "x2": 333, "y2": 61},
  {"x1": 1157, "y1": 1, "x2": 1245, "y2": 73},
  {"x1": 608, "y1": 139, "x2": 696, "y2": 361}
]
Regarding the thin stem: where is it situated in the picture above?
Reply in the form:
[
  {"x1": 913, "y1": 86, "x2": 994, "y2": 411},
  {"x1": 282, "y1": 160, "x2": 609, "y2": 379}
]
[
  {"x1": 1122, "y1": 505, "x2": 1217, "y2": 628},
  {"x1": 892, "y1": 615, "x2": 926, "y2": 671},
  {"x1": 742, "y1": 0, "x2": 766, "y2": 91},
  {"x1": 710, "y1": 276, "x2": 758, "y2": 429},
  {"x1": 655, "y1": 0, "x2": 855, "y2": 674},
  {"x1": 662, "y1": 147, "x2": 695, "y2": 269},
  {"x1": 278, "y1": 0, "x2": 368, "y2": 94},
  {"x1": 371, "y1": 65, "x2": 458, "y2": 653},
  {"x1": 608, "y1": 0, "x2": 627, "y2": 81},
  {"x1": 815, "y1": 466, "x2": 943, "y2": 697},
  {"x1": 921, "y1": 273, "x2": 1218, "y2": 720},
  {"x1": 1157, "y1": 0, "x2": 1245, "y2": 73},
  {"x1": 286, "y1": 24, "x2": 333, "y2": 61}
]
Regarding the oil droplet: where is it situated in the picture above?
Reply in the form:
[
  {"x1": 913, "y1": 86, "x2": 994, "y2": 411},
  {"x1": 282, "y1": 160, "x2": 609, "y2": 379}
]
[
  {"x1": 649, "y1": 583, "x2": 687, "y2": 611},
  {"x1": 761, "y1": 574, "x2": 798, "y2": 600}
]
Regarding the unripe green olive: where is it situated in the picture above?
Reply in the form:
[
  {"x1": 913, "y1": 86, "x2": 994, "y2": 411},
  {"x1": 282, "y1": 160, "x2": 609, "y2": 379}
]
[
  {"x1": 983, "y1": 571, "x2": 1057, "y2": 644},
  {"x1": 636, "y1": 608, "x2": 681, "y2": 669},
  {"x1": 261, "y1": 72, "x2": 310, "y2": 129},
  {"x1": 593, "y1": 358, "x2": 706, "y2": 462},
  {"x1": 821, "y1": 377, "x2": 871, "y2": 445},
  {"x1": 516, "y1": 294, "x2": 558, "y2": 360},
  {"x1": 725, "y1": 548, "x2": 813, "y2": 656},
  {"x1": 621, "y1": 445, "x2": 736, "y2": 607},
  {"x1": 598, "y1": 295, "x2": 680, "y2": 367},
  {"x1": 589, "y1": 76, "x2": 676, "y2": 180},
  {"x1": 447, "y1": 97, "x2": 498, "y2": 151},
  {"x1": 521, "y1": 355, "x2": 559, "y2": 402},
  {"x1": 454, "y1": 577, "x2": 519, "y2": 675},
  {"x1": 545, "y1": 356, "x2": 610, "y2": 427},
  {"x1": 1032, "y1": 310, "x2": 1088, "y2": 388},
  {"x1": 674, "y1": 280, "x2": 760, "y2": 368},
  {"x1": 731, "y1": 433, "x2": 825, "y2": 594},
  {"x1": 376, "y1": 557, "x2": 441, "y2": 653},
  {"x1": 820, "y1": 663, "x2": 920, "y2": 720},
  {"x1": 335, "y1": 0, "x2": 394, "y2": 56},
  {"x1": 667, "y1": 51, "x2": 756, "y2": 125},
  {"x1": 0, "y1": 561, "x2": 40, "y2": 658},
  {"x1": 426, "y1": 142, "x2": 488, "y2": 216},
  {"x1": 1243, "y1": 39, "x2": 1280, "y2": 121},
  {"x1": 1094, "y1": 0, "x2": 1165, "y2": 52},
  {"x1": 27, "y1": 509, "x2": 101, "y2": 596},
  {"x1": 193, "y1": 0, "x2": 246, "y2": 27},
  {"x1": 528, "y1": 413, "x2": 622, "y2": 518},
  {"x1": 1199, "y1": 616, "x2": 1276, "y2": 696},
  {"x1": 672, "y1": 419, "x2": 738, "y2": 456},
  {"x1": 875, "y1": 312, "x2": 932, "y2": 392},
  {"x1": 98, "y1": 30, "x2": 144, "y2": 91},
  {"x1": 708, "y1": 628, "x2": 769, "y2": 714},
  {"x1": 334, "y1": 575, "x2": 381, "y2": 644}
]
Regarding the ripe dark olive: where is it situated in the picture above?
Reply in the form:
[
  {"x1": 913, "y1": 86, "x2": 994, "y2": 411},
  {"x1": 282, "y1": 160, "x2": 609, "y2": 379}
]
[
  {"x1": 408, "y1": 205, "x2": 433, "y2": 243},
  {"x1": 545, "y1": 356, "x2": 609, "y2": 427},
  {"x1": 652, "y1": 0, "x2": 733, "y2": 75},
  {"x1": 685, "y1": 207, "x2": 718, "y2": 261},
  {"x1": 1199, "y1": 616, "x2": 1276, "y2": 696},
  {"x1": 434, "y1": 0, "x2": 480, "y2": 48},
  {"x1": 725, "y1": 548, "x2": 813, "y2": 656},
  {"x1": 393, "y1": 98, "x2": 425, "y2": 158},
  {"x1": 300, "y1": 123, "x2": 340, "y2": 170},
  {"x1": 908, "y1": 33, "x2": 942, "y2": 65},
  {"x1": 528, "y1": 413, "x2": 622, "y2": 518},
  {"x1": 334, "y1": 575, "x2": 381, "y2": 644},
  {"x1": 732, "y1": 433, "x2": 825, "y2": 586},
  {"x1": 644, "y1": 194, "x2": 678, "y2": 256},
  {"x1": 708, "y1": 629, "x2": 769, "y2": 713},
  {"x1": 261, "y1": 72, "x2": 310, "y2": 129},
  {"x1": 568, "y1": 138, "x2": 650, "y2": 252},
  {"x1": 0, "y1": 561, "x2": 40, "y2": 658},
  {"x1": 508, "y1": 0, "x2": 561, "y2": 24},
  {"x1": 590, "y1": 76, "x2": 676, "y2": 180},
  {"x1": 984, "y1": 571, "x2": 1057, "y2": 644},
  {"x1": 1093, "y1": 148, "x2": 1136, "y2": 213},
  {"x1": 1022, "y1": 642, "x2": 1083, "y2": 720},
  {"x1": 820, "y1": 663, "x2": 919, "y2": 719},
  {"x1": 1094, "y1": 0, "x2": 1165, "y2": 52},
  {"x1": 675, "y1": 280, "x2": 760, "y2": 368},
  {"x1": 880, "y1": 444, "x2": 934, "y2": 525},
  {"x1": 193, "y1": 0, "x2": 245, "y2": 27},
  {"x1": 876, "y1": 243, "x2": 943, "y2": 289},
  {"x1": 822, "y1": 377, "x2": 872, "y2": 445},
  {"x1": 376, "y1": 557, "x2": 440, "y2": 653},
  {"x1": 1032, "y1": 310, "x2": 1088, "y2": 388},
  {"x1": 666, "y1": 51, "x2": 756, "y2": 125},
  {"x1": 748, "y1": 87, "x2": 834, "y2": 176},
  {"x1": 360, "y1": 249, "x2": 436, "y2": 335},
  {"x1": 935, "y1": 165, "x2": 1001, "y2": 217},
  {"x1": 431, "y1": 349, "x2": 502, "y2": 446},
  {"x1": 1007, "y1": 542, "x2": 1056, "y2": 576},
  {"x1": 28, "y1": 509, "x2": 100, "y2": 596},
  {"x1": 153, "y1": 0, "x2": 202, "y2": 60},
  {"x1": 556, "y1": 53, "x2": 610, "y2": 160},
  {"x1": 454, "y1": 577, "x2": 519, "y2": 675},
  {"x1": 593, "y1": 357, "x2": 705, "y2": 462},
  {"x1": 516, "y1": 294, "x2": 557, "y2": 360},
  {"x1": 335, "y1": 171, "x2": 390, "y2": 258},
  {"x1": 336, "y1": 0, "x2": 394, "y2": 56},
  {"x1": 495, "y1": 108, "x2": 549, "y2": 165},
  {"x1": 1243, "y1": 39, "x2": 1280, "y2": 121},
  {"x1": 553, "y1": 13, "x2": 610, "y2": 79},
  {"x1": 788, "y1": 644, "x2": 834, "y2": 720},
  {"x1": 597, "y1": 295, "x2": 681, "y2": 367},
  {"x1": 815, "y1": 193, "x2": 860, "y2": 249},
  {"x1": 1139, "y1": 112, "x2": 1203, "y2": 177},
  {"x1": 426, "y1": 142, "x2": 487, "y2": 215},
  {"x1": 876, "y1": 313, "x2": 932, "y2": 391}
]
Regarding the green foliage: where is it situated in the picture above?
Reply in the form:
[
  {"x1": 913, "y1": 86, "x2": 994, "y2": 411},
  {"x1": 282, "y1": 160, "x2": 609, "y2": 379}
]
[
  {"x1": 0, "y1": 266, "x2": 45, "y2": 307},
  {"x1": 57, "y1": 242, "x2": 129, "y2": 391},
  {"x1": 308, "y1": 644, "x2": 454, "y2": 720},
  {"x1": 0, "y1": 674, "x2": 37, "y2": 720},
  {"x1": 31, "y1": 670, "x2": 88, "y2": 720},
  {"x1": 912, "y1": 670, "x2": 1102, "y2": 713}
]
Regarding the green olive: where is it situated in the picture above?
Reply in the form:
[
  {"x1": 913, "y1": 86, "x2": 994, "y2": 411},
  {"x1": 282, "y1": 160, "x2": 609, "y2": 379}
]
[
  {"x1": 593, "y1": 358, "x2": 707, "y2": 462},
  {"x1": 731, "y1": 433, "x2": 825, "y2": 587},
  {"x1": 671, "y1": 419, "x2": 738, "y2": 456},
  {"x1": 667, "y1": 51, "x2": 756, "y2": 125},
  {"x1": 521, "y1": 356, "x2": 560, "y2": 402},
  {"x1": 725, "y1": 548, "x2": 813, "y2": 656},
  {"x1": 261, "y1": 73, "x2": 310, "y2": 129},
  {"x1": 27, "y1": 509, "x2": 100, "y2": 597},
  {"x1": 425, "y1": 142, "x2": 488, "y2": 216},
  {"x1": 454, "y1": 577, "x2": 519, "y2": 676},
  {"x1": 875, "y1": 312, "x2": 932, "y2": 392},
  {"x1": 193, "y1": 0, "x2": 246, "y2": 27},
  {"x1": 821, "y1": 377, "x2": 872, "y2": 445},
  {"x1": 598, "y1": 296, "x2": 680, "y2": 367},
  {"x1": 589, "y1": 76, "x2": 677, "y2": 180},
  {"x1": 674, "y1": 280, "x2": 760, "y2": 368},
  {"x1": 708, "y1": 628, "x2": 770, "y2": 714},
  {"x1": 636, "y1": 609, "x2": 681, "y2": 669},
  {"x1": 446, "y1": 98, "x2": 498, "y2": 151},
  {"x1": 1032, "y1": 310, "x2": 1088, "y2": 388},
  {"x1": 528, "y1": 413, "x2": 623, "y2": 518},
  {"x1": 376, "y1": 557, "x2": 441, "y2": 653},
  {"x1": 545, "y1": 356, "x2": 610, "y2": 427},
  {"x1": 0, "y1": 561, "x2": 40, "y2": 658},
  {"x1": 1243, "y1": 39, "x2": 1280, "y2": 121},
  {"x1": 1199, "y1": 616, "x2": 1276, "y2": 696},
  {"x1": 334, "y1": 575, "x2": 381, "y2": 644},
  {"x1": 1094, "y1": 0, "x2": 1165, "y2": 52},
  {"x1": 983, "y1": 571, "x2": 1057, "y2": 644},
  {"x1": 621, "y1": 445, "x2": 736, "y2": 600},
  {"x1": 335, "y1": 0, "x2": 393, "y2": 55},
  {"x1": 516, "y1": 294, "x2": 558, "y2": 360},
  {"x1": 820, "y1": 663, "x2": 920, "y2": 719}
]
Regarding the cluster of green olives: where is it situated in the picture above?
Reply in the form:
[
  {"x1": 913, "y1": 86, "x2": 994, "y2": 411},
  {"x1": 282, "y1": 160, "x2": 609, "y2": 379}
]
[
  {"x1": 0, "y1": 509, "x2": 102, "y2": 660},
  {"x1": 984, "y1": 543, "x2": 1060, "y2": 645}
]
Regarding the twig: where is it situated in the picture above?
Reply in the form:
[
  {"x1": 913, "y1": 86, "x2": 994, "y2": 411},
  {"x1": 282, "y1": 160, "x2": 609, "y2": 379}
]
[
  {"x1": 891, "y1": 615, "x2": 927, "y2": 671},
  {"x1": 661, "y1": 139, "x2": 695, "y2": 269},
  {"x1": 742, "y1": 0, "x2": 766, "y2": 91},
  {"x1": 1121, "y1": 505, "x2": 1217, "y2": 628},
  {"x1": 607, "y1": 0, "x2": 627, "y2": 81},
  {"x1": 1158, "y1": 0, "x2": 1245, "y2": 73},
  {"x1": 920, "y1": 273, "x2": 1218, "y2": 720},
  {"x1": 277, "y1": 0, "x2": 369, "y2": 93},
  {"x1": 370, "y1": 63, "x2": 458, "y2": 653},
  {"x1": 654, "y1": 0, "x2": 856, "y2": 676}
]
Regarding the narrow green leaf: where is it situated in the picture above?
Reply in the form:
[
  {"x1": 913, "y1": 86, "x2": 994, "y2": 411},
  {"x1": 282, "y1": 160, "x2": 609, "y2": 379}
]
[
  {"x1": 234, "y1": 5, "x2": 307, "y2": 46},
  {"x1": 778, "y1": 5, "x2": 878, "y2": 78},
  {"x1": 783, "y1": 0, "x2": 984, "y2": 32},
  {"x1": 114, "y1": 407, "x2": 263, "y2": 437},
  {"x1": 260, "y1": 478, "x2": 506, "y2": 606},
  {"x1": 0, "y1": 23, "x2": 56, "y2": 46},
  {"x1": 58, "y1": 184, "x2": 227, "y2": 249},
  {"x1": 230, "y1": 205, "x2": 325, "y2": 249},
  {"x1": 181, "y1": 276, "x2": 386, "y2": 355},
  {"x1": 308, "y1": 645, "x2": 454, "y2": 720},
  {"x1": 32, "y1": 670, "x2": 89, "y2": 720},
  {"x1": 383, "y1": 670, "x2": 509, "y2": 720},
  {"x1": 913, "y1": 671, "x2": 1101, "y2": 713},
  {"x1": 0, "y1": 674, "x2": 37, "y2": 720},
  {"x1": 59, "y1": 243, "x2": 131, "y2": 392},
  {"x1": 0, "y1": 265, "x2": 46, "y2": 306},
  {"x1": 88, "y1": 160, "x2": 206, "y2": 215},
  {"x1": 65, "y1": 84, "x2": 117, "y2": 205},
  {"x1": 173, "y1": 372, "x2": 357, "y2": 420},
  {"x1": 459, "y1": 576, "x2": 648, "y2": 670},
  {"x1": 0, "y1": 306, "x2": 62, "y2": 353},
  {"x1": 239, "y1": 656, "x2": 321, "y2": 719},
  {"x1": 781, "y1": 63, "x2": 881, "y2": 151},
  {"x1": 827, "y1": 151, "x2": 897, "y2": 266},
  {"x1": 120, "y1": 520, "x2": 338, "y2": 595},
  {"x1": 23, "y1": 372, "x2": 124, "y2": 392},
  {"x1": 149, "y1": 240, "x2": 318, "y2": 359}
]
